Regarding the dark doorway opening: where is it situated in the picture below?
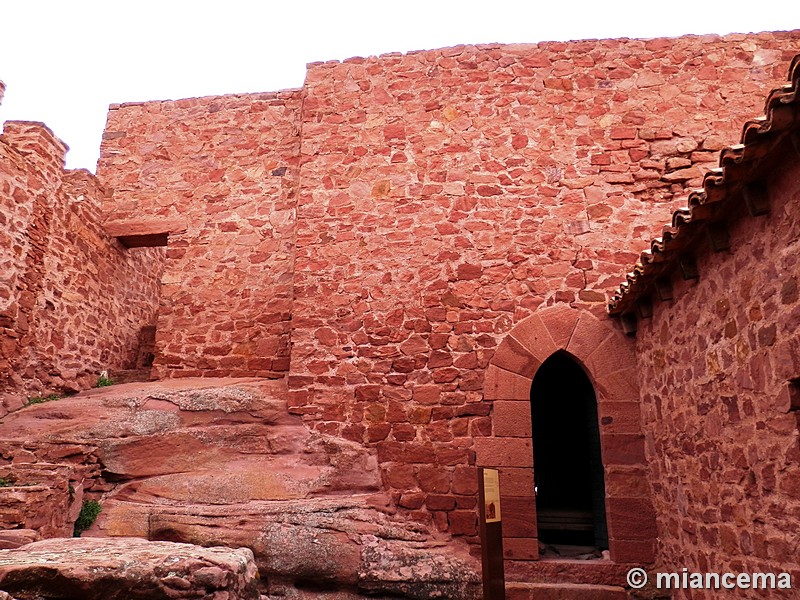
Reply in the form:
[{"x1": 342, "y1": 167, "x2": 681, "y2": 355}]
[{"x1": 531, "y1": 351, "x2": 608, "y2": 554}]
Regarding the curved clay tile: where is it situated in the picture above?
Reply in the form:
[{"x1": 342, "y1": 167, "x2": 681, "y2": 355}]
[{"x1": 609, "y1": 52, "x2": 800, "y2": 318}]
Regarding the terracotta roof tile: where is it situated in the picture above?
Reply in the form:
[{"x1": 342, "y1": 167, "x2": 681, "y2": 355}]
[{"x1": 608, "y1": 53, "x2": 800, "y2": 317}]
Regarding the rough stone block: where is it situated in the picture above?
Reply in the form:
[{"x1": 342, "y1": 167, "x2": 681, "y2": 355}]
[
  {"x1": 566, "y1": 313, "x2": 613, "y2": 362},
  {"x1": 598, "y1": 401, "x2": 644, "y2": 434},
  {"x1": 490, "y1": 336, "x2": 541, "y2": 378},
  {"x1": 503, "y1": 536, "x2": 539, "y2": 560},
  {"x1": 595, "y1": 368, "x2": 640, "y2": 403},
  {"x1": 606, "y1": 497, "x2": 657, "y2": 541},
  {"x1": 538, "y1": 304, "x2": 581, "y2": 349},
  {"x1": 484, "y1": 365, "x2": 532, "y2": 401},
  {"x1": 496, "y1": 467, "x2": 535, "y2": 497},
  {"x1": 603, "y1": 465, "x2": 651, "y2": 498},
  {"x1": 499, "y1": 495, "x2": 537, "y2": 538},
  {"x1": 475, "y1": 438, "x2": 533, "y2": 468},
  {"x1": 608, "y1": 537, "x2": 656, "y2": 564},
  {"x1": 448, "y1": 510, "x2": 478, "y2": 536},
  {"x1": 584, "y1": 335, "x2": 637, "y2": 383},
  {"x1": 493, "y1": 401, "x2": 533, "y2": 437},
  {"x1": 601, "y1": 433, "x2": 646, "y2": 465},
  {"x1": 507, "y1": 316, "x2": 558, "y2": 365}
]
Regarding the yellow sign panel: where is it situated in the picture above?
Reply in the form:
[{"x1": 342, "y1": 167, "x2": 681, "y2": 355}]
[{"x1": 483, "y1": 468, "x2": 501, "y2": 523}]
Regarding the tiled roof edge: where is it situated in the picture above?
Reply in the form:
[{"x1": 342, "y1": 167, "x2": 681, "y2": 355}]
[{"x1": 608, "y1": 53, "x2": 800, "y2": 319}]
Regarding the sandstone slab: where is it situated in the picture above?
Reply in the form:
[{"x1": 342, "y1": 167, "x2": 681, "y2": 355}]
[
  {"x1": 0, "y1": 537, "x2": 259, "y2": 599},
  {"x1": 0, "y1": 379, "x2": 482, "y2": 599},
  {"x1": 93, "y1": 495, "x2": 481, "y2": 598}
]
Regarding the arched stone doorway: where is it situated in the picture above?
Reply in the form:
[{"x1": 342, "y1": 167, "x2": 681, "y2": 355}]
[
  {"x1": 477, "y1": 304, "x2": 656, "y2": 565},
  {"x1": 531, "y1": 351, "x2": 608, "y2": 554}
]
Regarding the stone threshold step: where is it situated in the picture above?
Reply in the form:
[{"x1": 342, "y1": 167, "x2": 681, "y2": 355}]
[
  {"x1": 507, "y1": 582, "x2": 629, "y2": 600},
  {"x1": 505, "y1": 559, "x2": 636, "y2": 587}
]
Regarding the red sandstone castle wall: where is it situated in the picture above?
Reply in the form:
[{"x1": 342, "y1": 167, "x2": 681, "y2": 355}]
[
  {"x1": 94, "y1": 32, "x2": 800, "y2": 543},
  {"x1": 0, "y1": 121, "x2": 163, "y2": 409},
  {"x1": 97, "y1": 91, "x2": 302, "y2": 379},
  {"x1": 289, "y1": 32, "x2": 800, "y2": 528},
  {"x1": 635, "y1": 148, "x2": 800, "y2": 597}
]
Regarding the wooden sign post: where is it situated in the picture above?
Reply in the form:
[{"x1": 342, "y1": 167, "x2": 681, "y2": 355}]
[{"x1": 478, "y1": 467, "x2": 505, "y2": 600}]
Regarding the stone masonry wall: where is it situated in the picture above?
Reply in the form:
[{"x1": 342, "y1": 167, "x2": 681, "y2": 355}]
[
  {"x1": 94, "y1": 32, "x2": 800, "y2": 539},
  {"x1": 0, "y1": 120, "x2": 163, "y2": 410},
  {"x1": 97, "y1": 91, "x2": 302, "y2": 379},
  {"x1": 635, "y1": 147, "x2": 800, "y2": 598},
  {"x1": 288, "y1": 33, "x2": 800, "y2": 534}
]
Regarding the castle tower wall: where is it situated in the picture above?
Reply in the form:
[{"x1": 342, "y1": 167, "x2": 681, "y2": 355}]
[
  {"x1": 94, "y1": 32, "x2": 800, "y2": 546},
  {"x1": 288, "y1": 32, "x2": 800, "y2": 539},
  {"x1": 0, "y1": 120, "x2": 163, "y2": 407},
  {"x1": 98, "y1": 91, "x2": 302, "y2": 379}
]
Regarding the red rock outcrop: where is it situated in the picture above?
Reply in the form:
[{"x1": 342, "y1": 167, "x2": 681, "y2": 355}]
[
  {"x1": 0, "y1": 462, "x2": 83, "y2": 541},
  {"x1": 0, "y1": 379, "x2": 481, "y2": 598},
  {"x1": 0, "y1": 531, "x2": 37, "y2": 552},
  {"x1": 0, "y1": 537, "x2": 259, "y2": 600},
  {"x1": 103, "y1": 496, "x2": 481, "y2": 598},
  {"x1": 0, "y1": 378, "x2": 381, "y2": 501}
]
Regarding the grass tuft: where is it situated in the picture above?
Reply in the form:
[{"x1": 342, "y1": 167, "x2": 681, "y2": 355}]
[
  {"x1": 25, "y1": 394, "x2": 61, "y2": 406},
  {"x1": 96, "y1": 375, "x2": 114, "y2": 387},
  {"x1": 73, "y1": 499, "x2": 102, "y2": 537}
]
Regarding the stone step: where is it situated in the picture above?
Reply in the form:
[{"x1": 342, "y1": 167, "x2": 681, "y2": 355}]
[
  {"x1": 507, "y1": 582, "x2": 629, "y2": 600},
  {"x1": 506, "y1": 559, "x2": 634, "y2": 588}
]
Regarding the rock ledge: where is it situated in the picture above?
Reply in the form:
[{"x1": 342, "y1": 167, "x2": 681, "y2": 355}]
[{"x1": 0, "y1": 537, "x2": 259, "y2": 600}]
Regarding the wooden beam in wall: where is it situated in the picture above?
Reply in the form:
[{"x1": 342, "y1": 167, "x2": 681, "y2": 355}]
[
  {"x1": 743, "y1": 181, "x2": 770, "y2": 216},
  {"x1": 707, "y1": 221, "x2": 731, "y2": 252},
  {"x1": 620, "y1": 312, "x2": 637, "y2": 336},
  {"x1": 678, "y1": 254, "x2": 699, "y2": 280},
  {"x1": 655, "y1": 277, "x2": 673, "y2": 301},
  {"x1": 636, "y1": 296, "x2": 653, "y2": 319}
]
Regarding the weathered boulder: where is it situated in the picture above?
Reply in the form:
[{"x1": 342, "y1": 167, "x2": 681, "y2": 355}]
[
  {"x1": 0, "y1": 537, "x2": 259, "y2": 599},
  {"x1": 97, "y1": 496, "x2": 481, "y2": 598},
  {"x1": 0, "y1": 531, "x2": 38, "y2": 551},
  {"x1": 359, "y1": 538, "x2": 481, "y2": 599},
  {"x1": 0, "y1": 379, "x2": 482, "y2": 599},
  {"x1": 0, "y1": 463, "x2": 83, "y2": 538}
]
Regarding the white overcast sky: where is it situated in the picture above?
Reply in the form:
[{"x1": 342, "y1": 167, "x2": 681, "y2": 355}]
[{"x1": 0, "y1": 1, "x2": 797, "y2": 172}]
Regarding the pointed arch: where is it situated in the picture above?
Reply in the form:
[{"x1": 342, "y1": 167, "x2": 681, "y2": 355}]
[
  {"x1": 485, "y1": 304, "x2": 639, "y2": 403},
  {"x1": 478, "y1": 304, "x2": 656, "y2": 564}
]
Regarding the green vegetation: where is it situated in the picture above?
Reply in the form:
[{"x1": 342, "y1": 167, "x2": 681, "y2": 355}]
[
  {"x1": 96, "y1": 374, "x2": 114, "y2": 387},
  {"x1": 73, "y1": 499, "x2": 102, "y2": 537},
  {"x1": 25, "y1": 394, "x2": 61, "y2": 406},
  {"x1": 0, "y1": 476, "x2": 32, "y2": 488}
]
